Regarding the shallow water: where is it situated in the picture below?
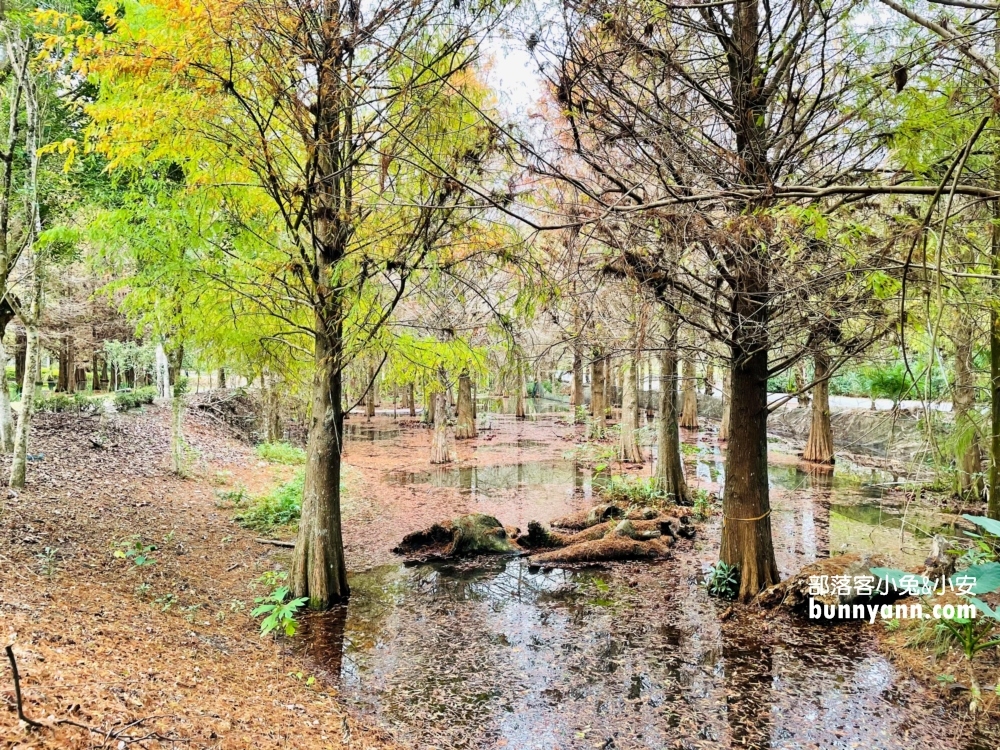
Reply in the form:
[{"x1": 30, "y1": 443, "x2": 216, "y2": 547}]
[{"x1": 314, "y1": 422, "x2": 989, "y2": 749}]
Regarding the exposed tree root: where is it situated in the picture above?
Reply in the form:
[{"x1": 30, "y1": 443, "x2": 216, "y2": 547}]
[
  {"x1": 393, "y1": 513, "x2": 520, "y2": 559},
  {"x1": 550, "y1": 503, "x2": 624, "y2": 530}
]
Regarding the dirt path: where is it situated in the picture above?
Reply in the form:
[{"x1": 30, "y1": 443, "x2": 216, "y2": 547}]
[{"x1": 0, "y1": 407, "x2": 400, "y2": 750}]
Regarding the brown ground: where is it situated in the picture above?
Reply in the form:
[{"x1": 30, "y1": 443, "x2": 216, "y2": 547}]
[{"x1": 0, "y1": 407, "x2": 401, "y2": 750}]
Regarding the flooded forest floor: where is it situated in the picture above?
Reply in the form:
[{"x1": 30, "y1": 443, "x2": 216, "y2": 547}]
[{"x1": 2, "y1": 400, "x2": 999, "y2": 749}]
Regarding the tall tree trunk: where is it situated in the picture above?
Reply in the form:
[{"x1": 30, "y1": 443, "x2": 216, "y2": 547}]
[
  {"x1": 291, "y1": 316, "x2": 349, "y2": 608},
  {"x1": 218, "y1": 367, "x2": 226, "y2": 388},
  {"x1": 955, "y1": 317, "x2": 983, "y2": 498},
  {"x1": 719, "y1": 369, "x2": 732, "y2": 442},
  {"x1": 704, "y1": 361, "x2": 715, "y2": 397},
  {"x1": 719, "y1": 346, "x2": 780, "y2": 601},
  {"x1": 803, "y1": 352, "x2": 834, "y2": 464},
  {"x1": 455, "y1": 369, "x2": 477, "y2": 439},
  {"x1": 679, "y1": 344, "x2": 699, "y2": 429},
  {"x1": 408, "y1": 381, "x2": 416, "y2": 417},
  {"x1": 430, "y1": 392, "x2": 451, "y2": 463},
  {"x1": 655, "y1": 311, "x2": 688, "y2": 502},
  {"x1": 619, "y1": 356, "x2": 643, "y2": 462},
  {"x1": 589, "y1": 349, "x2": 606, "y2": 438}
]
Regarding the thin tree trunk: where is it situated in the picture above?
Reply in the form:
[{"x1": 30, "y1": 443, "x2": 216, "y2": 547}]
[
  {"x1": 955, "y1": 317, "x2": 983, "y2": 498},
  {"x1": 514, "y1": 360, "x2": 526, "y2": 419},
  {"x1": 795, "y1": 359, "x2": 811, "y2": 407},
  {"x1": 572, "y1": 335, "x2": 583, "y2": 423},
  {"x1": 365, "y1": 364, "x2": 375, "y2": 420},
  {"x1": 679, "y1": 344, "x2": 699, "y2": 429},
  {"x1": 0, "y1": 338, "x2": 13, "y2": 452},
  {"x1": 455, "y1": 369, "x2": 477, "y2": 439},
  {"x1": 408, "y1": 381, "x2": 416, "y2": 417},
  {"x1": 291, "y1": 316, "x2": 349, "y2": 608},
  {"x1": 703, "y1": 361, "x2": 715, "y2": 397},
  {"x1": 430, "y1": 392, "x2": 451, "y2": 463},
  {"x1": 589, "y1": 349, "x2": 606, "y2": 438},
  {"x1": 619, "y1": 356, "x2": 643, "y2": 463},
  {"x1": 646, "y1": 355, "x2": 654, "y2": 419},
  {"x1": 803, "y1": 352, "x2": 834, "y2": 464},
  {"x1": 656, "y1": 311, "x2": 688, "y2": 502},
  {"x1": 10, "y1": 276, "x2": 40, "y2": 489}
]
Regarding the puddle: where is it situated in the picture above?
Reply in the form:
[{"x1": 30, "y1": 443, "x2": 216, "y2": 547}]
[
  {"x1": 345, "y1": 423, "x2": 401, "y2": 441},
  {"x1": 307, "y1": 556, "x2": 976, "y2": 749},
  {"x1": 322, "y1": 430, "x2": 989, "y2": 748},
  {"x1": 386, "y1": 460, "x2": 606, "y2": 497}
]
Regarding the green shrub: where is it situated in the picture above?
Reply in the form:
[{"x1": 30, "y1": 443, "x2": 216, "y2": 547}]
[
  {"x1": 35, "y1": 391, "x2": 103, "y2": 415},
  {"x1": 113, "y1": 386, "x2": 157, "y2": 412},
  {"x1": 255, "y1": 441, "x2": 306, "y2": 465},
  {"x1": 235, "y1": 471, "x2": 304, "y2": 531}
]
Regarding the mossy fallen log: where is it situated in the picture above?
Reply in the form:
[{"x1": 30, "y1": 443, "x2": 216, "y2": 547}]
[
  {"x1": 549, "y1": 503, "x2": 624, "y2": 530},
  {"x1": 393, "y1": 513, "x2": 520, "y2": 559},
  {"x1": 529, "y1": 536, "x2": 670, "y2": 565}
]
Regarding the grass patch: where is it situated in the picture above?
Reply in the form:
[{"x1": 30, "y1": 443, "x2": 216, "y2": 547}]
[
  {"x1": 236, "y1": 471, "x2": 304, "y2": 532},
  {"x1": 255, "y1": 441, "x2": 306, "y2": 465},
  {"x1": 597, "y1": 474, "x2": 667, "y2": 506}
]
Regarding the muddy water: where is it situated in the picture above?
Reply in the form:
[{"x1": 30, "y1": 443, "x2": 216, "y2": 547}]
[{"x1": 310, "y1": 418, "x2": 990, "y2": 749}]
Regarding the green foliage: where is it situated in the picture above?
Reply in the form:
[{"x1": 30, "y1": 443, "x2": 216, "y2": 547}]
[
  {"x1": 704, "y1": 561, "x2": 740, "y2": 600},
  {"x1": 215, "y1": 485, "x2": 248, "y2": 507},
  {"x1": 113, "y1": 536, "x2": 157, "y2": 567},
  {"x1": 692, "y1": 489, "x2": 715, "y2": 519},
  {"x1": 252, "y1": 571, "x2": 308, "y2": 637},
  {"x1": 113, "y1": 386, "x2": 157, "y2": 411},
  {"x1": 34, "y1": 391, "x2": 103, "y2": 414},
  {"x1": 235, "y1": 471, "x2": 305, "y2": 531},
  {"x1": 36, "y1": 546, "x2": 59, "y2": 577},
  {"x1": 597, "y1": 475, "x2": 666, "y2": 506},
  {"x1": 255, "y1": 441, "x2": 306, "y2": 465}
]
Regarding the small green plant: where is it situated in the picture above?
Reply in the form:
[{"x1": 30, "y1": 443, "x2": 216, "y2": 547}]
[
  {"x1": 235, "y1": 471, "x2": 304, "y2": 531},
  {"x1": 704, "y1": 561, "x2": 740, "y2": 600},
  {"x1": 135, "y1": 582, "x2": 152, "y2": 599},
  {"x1": 884, "y1": 618, "x2": 901, "y2": 632},
  {"x1": 211, "y1": 470, "x2": 234, "y2": 486},
  {"x1": 113, "y1": 537, "x2": 157, "y2": 567},
  {"x1": 255, "y1": 441, "x2": 306, "y2": 465},
  {"x1": 36, "y1": 546, "x2": 59, "y2": 577},
  {"x1": 252, "y1": 572, "x2": 308, "y2": 637},
  {"x1": 692, "y1": 489, "x2": 715, "y2": 519},
  {"x1": 154, "y1": 592, "x2": 176, "y2": 611},
  {"x1": 215, "y1": 485, "x2": 249, "y2": 507}
]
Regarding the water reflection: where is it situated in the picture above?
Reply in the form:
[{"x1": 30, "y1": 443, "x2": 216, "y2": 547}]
[{"x1": 306, "y1": 558, "x2": 979, "y2": 749}]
